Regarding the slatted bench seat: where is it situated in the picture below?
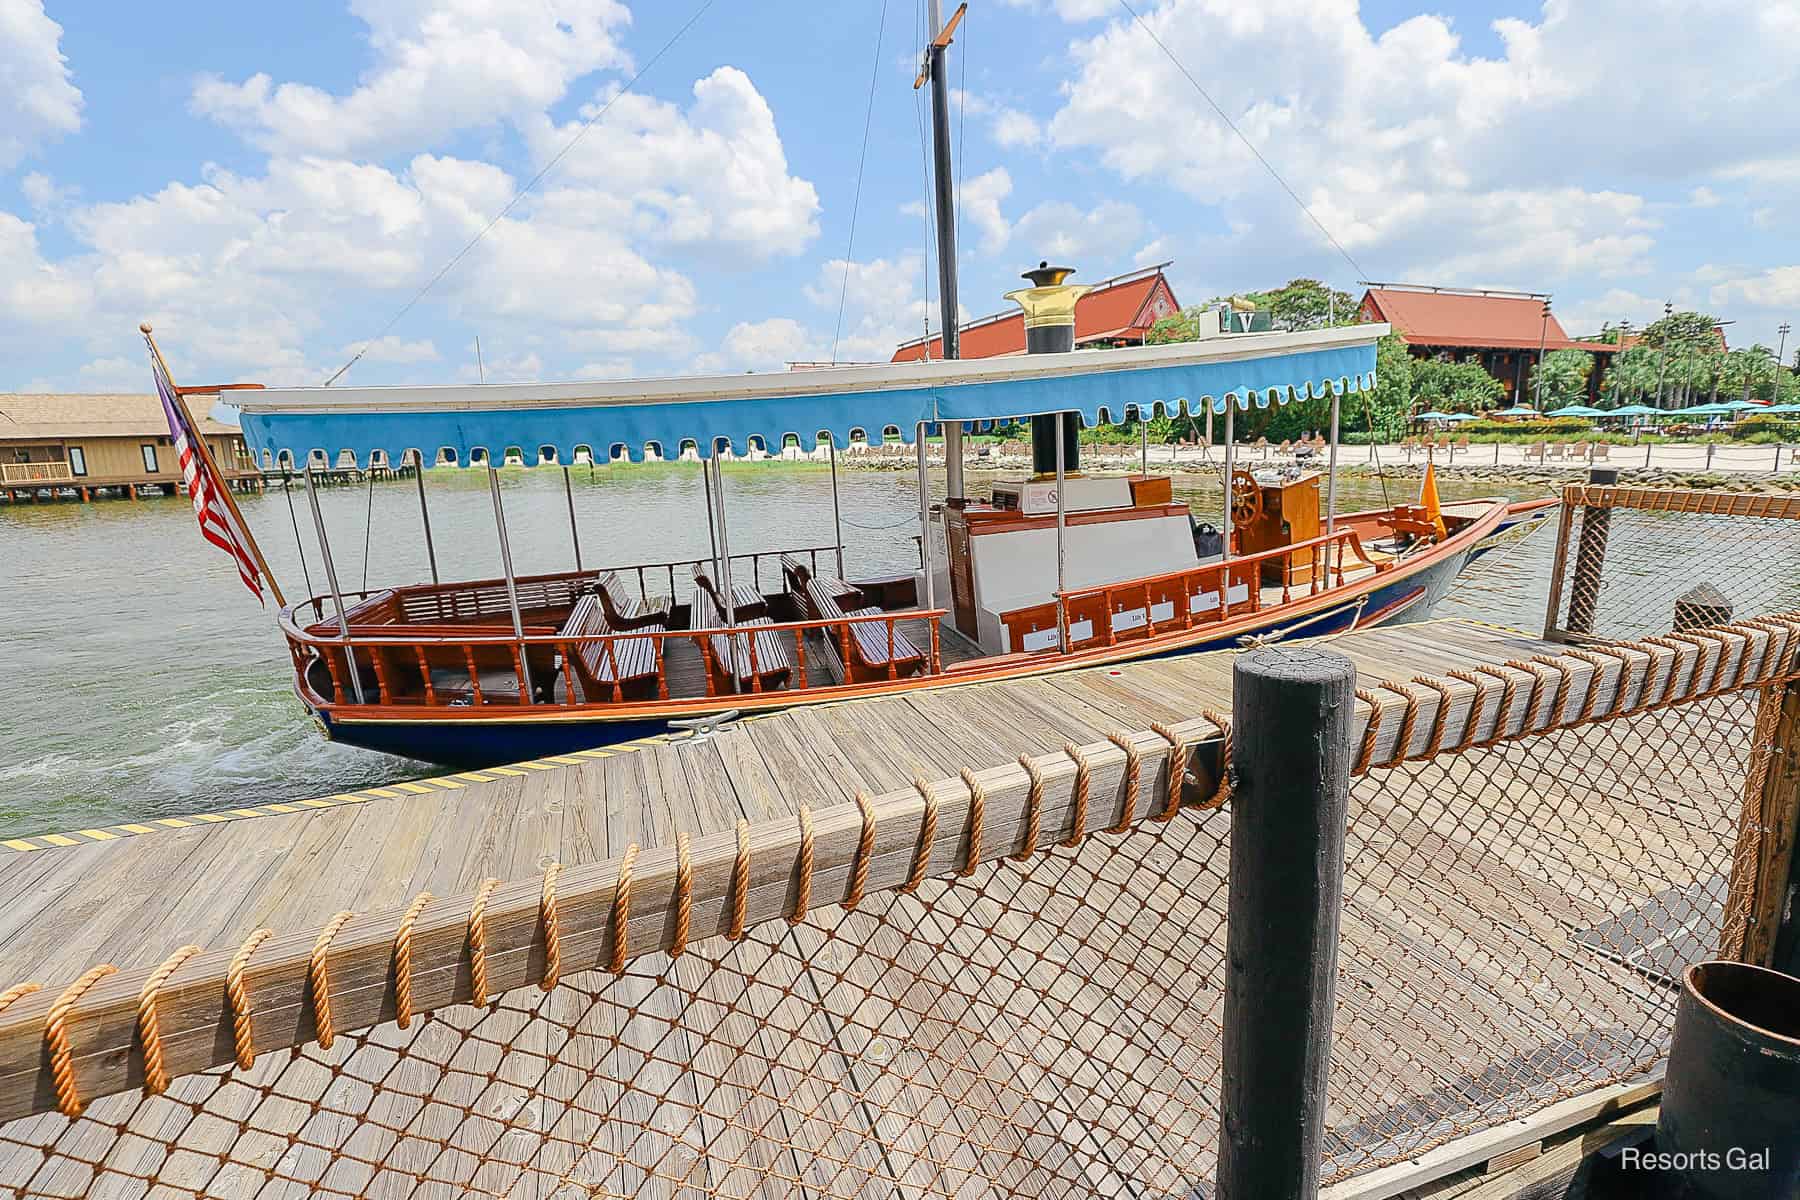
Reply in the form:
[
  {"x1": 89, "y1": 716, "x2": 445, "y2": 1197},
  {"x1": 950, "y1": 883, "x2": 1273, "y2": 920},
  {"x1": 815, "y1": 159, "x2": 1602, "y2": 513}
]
[
  {"x1": 802, "y1": 575, "x2": 925, "y2": 684},
  {"x1": 688, "y1": 564, "x2": 766, "y2": 620},
  {"x1": 560, "y1": 592, "x2": 665, "y2": 702},
  {"x1": 782, "y1": 554, "x2": 862, "y2": 621},
  {"x1": 594, "y1": 569, "x2": 672, "y2": 629},
  {"x1": 694, "y1": 573, "x2": 791, "y2": 692}
]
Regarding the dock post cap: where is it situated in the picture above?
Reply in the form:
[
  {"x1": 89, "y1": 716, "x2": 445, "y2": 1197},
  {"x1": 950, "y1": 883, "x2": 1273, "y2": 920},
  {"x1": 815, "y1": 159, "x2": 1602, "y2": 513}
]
[{"x1": 1233, "y1": 644, "x2": 1357, "y2": 687}]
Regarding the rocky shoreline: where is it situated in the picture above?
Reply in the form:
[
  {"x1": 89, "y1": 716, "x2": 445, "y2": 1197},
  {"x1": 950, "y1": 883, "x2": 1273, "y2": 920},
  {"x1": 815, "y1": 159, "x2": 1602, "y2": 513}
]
[{"x1": 835, "y1": 448, "x2": 1799, "y2": 493}]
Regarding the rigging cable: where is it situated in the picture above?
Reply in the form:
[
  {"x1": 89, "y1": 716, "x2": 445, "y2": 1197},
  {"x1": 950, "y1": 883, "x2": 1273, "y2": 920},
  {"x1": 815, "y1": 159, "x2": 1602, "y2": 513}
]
[
  {"x1": 324, "y1": 0, "x2": 720, "y2": 386},
  {"x1": 281, "y1": 469, "x2": 318, "y2": 601},
  {"x1": 359, "y1": 464, "x2": 377, "y2": 591},
  {"x1": 831, "y1": 0, "x2": 892, "y2": 364},
  {"x1": 1113, "y1": 0, "x2": 1367, "y2": 281}
]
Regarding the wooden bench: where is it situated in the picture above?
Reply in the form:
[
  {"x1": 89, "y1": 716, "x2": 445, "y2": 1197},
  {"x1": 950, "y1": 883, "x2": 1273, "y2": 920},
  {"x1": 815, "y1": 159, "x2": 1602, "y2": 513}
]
[
  {"x1": 560, "y1": 592, "x2": 664, "y2": 702},
  {"x1": 693, "y1": 573, "x2": 791, "y2": 692},
  {"x1": 803, "y1": 574, "x2": 925, "y2": 684},
  {"x1": 688, "y1": 564, "x2": 766, "y2": 620},
  {"x1": 781, "y1": 554, "x2": 862, "y2": 620},
  {"x1": 593, "y1": 569, "x2": 671, "y2": 629}
]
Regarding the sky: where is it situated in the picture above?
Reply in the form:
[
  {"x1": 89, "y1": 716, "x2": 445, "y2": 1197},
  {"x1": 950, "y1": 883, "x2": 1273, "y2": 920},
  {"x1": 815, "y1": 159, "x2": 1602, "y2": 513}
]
[{"x1": 3, "y1": 0, "x2": 1799, "y2": 396}]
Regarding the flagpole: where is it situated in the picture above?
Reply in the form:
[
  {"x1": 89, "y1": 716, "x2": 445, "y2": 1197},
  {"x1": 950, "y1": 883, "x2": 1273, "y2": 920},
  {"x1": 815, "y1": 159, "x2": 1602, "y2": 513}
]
[{"x1": 142, "y1": 324, "x2": 288, "y2": 608}]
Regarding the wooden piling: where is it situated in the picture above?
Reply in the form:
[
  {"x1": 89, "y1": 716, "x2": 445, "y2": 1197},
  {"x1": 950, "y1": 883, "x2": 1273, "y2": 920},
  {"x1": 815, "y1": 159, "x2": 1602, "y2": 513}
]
[
  {"x1": 1563, "y1": 467, "x2": 1618, "y2": 636},
  {"x1": 1217, "y1": 646, "x2": 1355, "y2": 1200}
]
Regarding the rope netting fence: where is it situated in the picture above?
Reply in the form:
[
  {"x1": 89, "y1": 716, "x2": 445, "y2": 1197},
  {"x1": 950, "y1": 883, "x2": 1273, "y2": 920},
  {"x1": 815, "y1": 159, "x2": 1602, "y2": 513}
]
[
  {"x1": 1, "y1": 620, "x2": 1795, "y2": 1199},
  {"x1": 1547, "y1": 485, "x2": 1800, "y2": 642}
]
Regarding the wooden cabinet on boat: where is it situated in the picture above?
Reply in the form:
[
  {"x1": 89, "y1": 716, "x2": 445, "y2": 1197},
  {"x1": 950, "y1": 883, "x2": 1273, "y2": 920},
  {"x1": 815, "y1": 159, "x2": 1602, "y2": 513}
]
[{"x1": 1237, "y1": 472, "x2": 1324, "y2": 588}]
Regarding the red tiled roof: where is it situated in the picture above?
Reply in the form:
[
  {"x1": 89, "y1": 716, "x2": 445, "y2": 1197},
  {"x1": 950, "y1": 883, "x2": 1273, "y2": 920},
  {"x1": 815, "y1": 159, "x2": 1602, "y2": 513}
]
[
  {"x1": 1360, "y1": 288, "x2": 1604, "y2": 353},
  {"x1": 892, "y1": 267, "x2": 1178, "y2": 362}
]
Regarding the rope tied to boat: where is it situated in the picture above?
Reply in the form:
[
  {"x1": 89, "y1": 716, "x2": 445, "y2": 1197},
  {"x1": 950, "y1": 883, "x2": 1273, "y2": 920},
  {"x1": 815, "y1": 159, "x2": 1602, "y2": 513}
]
[{"x1": 138, "y1": 945, "x2": 202, "y2": 1096}]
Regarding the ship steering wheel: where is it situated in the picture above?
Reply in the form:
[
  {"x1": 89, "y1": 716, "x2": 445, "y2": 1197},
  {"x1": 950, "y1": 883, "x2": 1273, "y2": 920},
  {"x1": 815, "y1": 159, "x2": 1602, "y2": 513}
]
[{"x1": 1229, "y1": 469, "x2": 1263, "y2": 525}]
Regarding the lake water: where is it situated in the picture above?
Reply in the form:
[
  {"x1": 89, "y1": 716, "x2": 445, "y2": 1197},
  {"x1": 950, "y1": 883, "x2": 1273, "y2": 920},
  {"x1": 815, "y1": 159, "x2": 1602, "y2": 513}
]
[{"x1": 0, "y1": 464, "x2": 1552, "y2": 838}]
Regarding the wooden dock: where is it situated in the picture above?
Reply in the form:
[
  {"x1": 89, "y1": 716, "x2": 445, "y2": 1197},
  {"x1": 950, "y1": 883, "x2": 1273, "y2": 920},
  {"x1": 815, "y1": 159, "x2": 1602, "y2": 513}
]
[
  {"x1": 0, "y1": 619, "x2": 1602, "y2": 975},
  {"x1": 0, "y1": 616, "x2": 1780, "y2": 1199}
]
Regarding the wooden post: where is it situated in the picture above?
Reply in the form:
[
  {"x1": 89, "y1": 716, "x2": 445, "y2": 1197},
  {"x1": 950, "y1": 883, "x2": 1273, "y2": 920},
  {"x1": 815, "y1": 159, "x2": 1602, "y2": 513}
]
[
  {"x1": 1726, "y1": 678, "x2": 1800, "y2": 969},
  {"x1": 1562, "y1": 467, "x2": 1617, "y2": 636},
  {"x1": 1217, "y1": 646, "x2": 1355, "y2": 1200}
]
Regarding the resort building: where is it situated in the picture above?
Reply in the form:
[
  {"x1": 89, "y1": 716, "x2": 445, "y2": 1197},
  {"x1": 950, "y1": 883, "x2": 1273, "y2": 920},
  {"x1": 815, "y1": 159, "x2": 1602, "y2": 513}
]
[
  {"x1": 0, "y1": 392, "x2": 262, "y2": 502},
  {"x1": 891, "y1": 263, "x2": 1180, "y2": 362},
  {"x1": 1359, "y1": 283, "x2": 1617, "y2": 404}
]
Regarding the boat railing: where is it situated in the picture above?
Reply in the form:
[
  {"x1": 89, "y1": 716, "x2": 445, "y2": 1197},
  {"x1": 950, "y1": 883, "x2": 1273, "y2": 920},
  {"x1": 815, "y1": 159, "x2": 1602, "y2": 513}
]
[
  {"x1": 284, "y1": 607, "x2": 947, "y2": 709},
  {"x1": 613, "y1": 543, "x2": 844, "y2": 606},
  {"x1": 284, "y1": 543, "x2": 845, "y2": 628},
  {"x1": 1054, "y1": 527, "x2": 1389, "y2": 649}
]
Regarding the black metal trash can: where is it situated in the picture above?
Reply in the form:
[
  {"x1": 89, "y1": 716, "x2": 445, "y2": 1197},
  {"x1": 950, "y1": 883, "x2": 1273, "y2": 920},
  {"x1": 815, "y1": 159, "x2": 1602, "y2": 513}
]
[{"x1": 1655, "y1": 961, "x2": 1800, "y2": 1199}]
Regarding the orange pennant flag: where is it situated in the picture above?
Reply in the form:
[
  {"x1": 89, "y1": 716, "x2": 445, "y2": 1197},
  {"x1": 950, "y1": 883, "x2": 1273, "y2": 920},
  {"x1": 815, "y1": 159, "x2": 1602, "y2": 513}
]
[{"x1": 1420, "y1": 462, "x2": 1449, "y2": 540}]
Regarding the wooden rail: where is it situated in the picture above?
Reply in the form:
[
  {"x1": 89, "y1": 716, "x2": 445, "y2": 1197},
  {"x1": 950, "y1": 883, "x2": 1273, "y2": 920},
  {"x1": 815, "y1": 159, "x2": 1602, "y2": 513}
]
[
  {"x1": 1, "y1": 462, "x2": 74, "y2": 484},
  {"x1": 282, "y1": 609, "x2": 948, "y2": 709},
  {"x1": 1054, "y1": 527, "x2": 1390, "y2": 649},
  {"x1": 4, "y1": 620, "x2": 1794, "y2": 1125},
  {"x1": 0, "y1": 718, "x2": 1223, "y2": 1124}
]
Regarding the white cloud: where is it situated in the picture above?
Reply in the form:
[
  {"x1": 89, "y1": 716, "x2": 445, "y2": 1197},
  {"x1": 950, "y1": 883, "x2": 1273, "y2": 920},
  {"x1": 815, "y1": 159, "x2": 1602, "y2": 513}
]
[
  {"x1": 1011, "y1": 199, "x2": 1146, "y2": 265},
  {"x1": 518, "y1": 67, "x2": 820, "y2": 261},
  {"x1": 958, "y1": 167, "x2": 1013, "y2": 253},
  {"x1": 5, "y1": 149, "x2": 697, "y2": 387},
  {"x1": 191, "y1": 0, "x2": 631, "y2": 157},
  {"x1": 0, "y1": 211, "x2": 87, "y2": 335},
  {"x1": 1689, "y1": 186, "x2": 1722, "y2": 208},
  {"x1": 1709, "y1": 266, "x2": 1800, "y2": 311},
  {"x1": 343, "y1": 335, "x2": 439, "y2": 364},
  {"x1": 1046, "y1": 0, "x2": 1800, "y2": 289},
  {"x1": 992, "y1": 107, "x2": 1044, "y2": 149},
  {"x1": 0, "y1": 0, "x2": 82, "y2": 168}
]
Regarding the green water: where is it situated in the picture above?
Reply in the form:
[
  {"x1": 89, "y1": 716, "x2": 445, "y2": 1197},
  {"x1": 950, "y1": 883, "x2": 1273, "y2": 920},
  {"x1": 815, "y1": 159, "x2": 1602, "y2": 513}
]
[{"x1": 0, "y1": 464, "x2": 1552, "y2": 837}]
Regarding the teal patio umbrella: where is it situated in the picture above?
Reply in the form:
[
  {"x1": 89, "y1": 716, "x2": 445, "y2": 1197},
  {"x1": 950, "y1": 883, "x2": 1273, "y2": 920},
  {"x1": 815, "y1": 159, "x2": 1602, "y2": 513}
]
[
  {"x1": 1415, "y1": 410, "x2": 1455, "y2": 421},
  {"x1": 1720, "y1": 399, "x2": 1761, "y2": 411},
  {"x1": 1548, "y1": 404, "x2": 1603, "y2": 418},
  {"x1": 1679, "y1": 403, "x2": 1731, "y2": 416},
  {"x1": 1760, "y1": 403, "x2": 1800, "y2": 414},
  {"x1": 1608, "y1": 404, "x2": 1660, "y2": 418},
  {"x1": 1495, "y1": 403, "x2": 1538, "y2": 416},
  {"x1": 1443, "y1": 412, "x2": 1479, "y2": 422}
]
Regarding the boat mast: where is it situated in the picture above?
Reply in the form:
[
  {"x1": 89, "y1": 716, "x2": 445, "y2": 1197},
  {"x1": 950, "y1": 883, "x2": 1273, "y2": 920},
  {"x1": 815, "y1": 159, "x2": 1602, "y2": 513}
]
[{"x1": 924, "y1": 1, "x2": 967, "y2": 505}]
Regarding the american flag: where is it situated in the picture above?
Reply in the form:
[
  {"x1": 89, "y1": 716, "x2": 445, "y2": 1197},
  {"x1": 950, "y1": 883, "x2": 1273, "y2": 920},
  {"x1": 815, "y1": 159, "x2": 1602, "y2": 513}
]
[{"x1": 148, "y1": 339, "x2": 266, "y2": 603}]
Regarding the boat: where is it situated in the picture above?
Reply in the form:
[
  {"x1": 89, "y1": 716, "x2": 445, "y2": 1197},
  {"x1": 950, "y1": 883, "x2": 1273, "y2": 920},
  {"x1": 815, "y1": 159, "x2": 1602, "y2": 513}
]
[
  {"x1": 198, "y1": 319, "x2": 1547, "y2": 767},
  {"x1": 149, "y1": 6, "x2": 1547, "y2": 767}
]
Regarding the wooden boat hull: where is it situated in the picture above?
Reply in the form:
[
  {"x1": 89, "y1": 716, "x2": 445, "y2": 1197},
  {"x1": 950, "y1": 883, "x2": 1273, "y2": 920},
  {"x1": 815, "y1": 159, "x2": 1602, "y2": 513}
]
[{"x1": 311, "y1": 499, "x2": 1547, "y2": 767}]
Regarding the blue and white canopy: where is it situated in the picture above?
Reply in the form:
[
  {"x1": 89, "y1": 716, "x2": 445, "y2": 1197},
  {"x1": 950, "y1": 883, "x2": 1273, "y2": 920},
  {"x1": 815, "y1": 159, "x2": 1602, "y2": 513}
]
[{"x1": 234, "y1": 325, "x2": 1382, "y2": 467}]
